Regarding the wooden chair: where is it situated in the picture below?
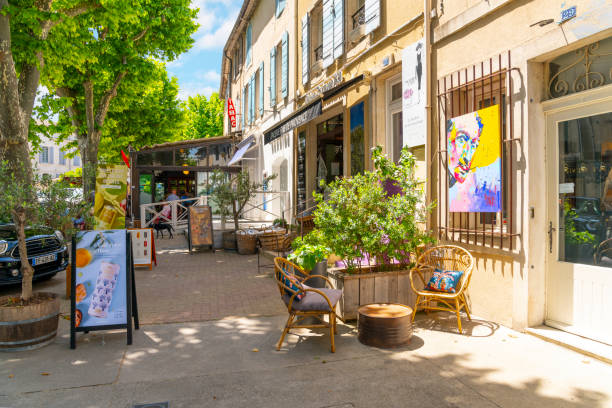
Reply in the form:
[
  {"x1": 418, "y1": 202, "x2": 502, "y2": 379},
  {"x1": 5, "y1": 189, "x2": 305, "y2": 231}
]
[
  {"x1": 409, "y1": 245, "x2": 475, "y2": 333},
  {"x1": 273, "y1": 257, "x2": 341, "y2": 352}
]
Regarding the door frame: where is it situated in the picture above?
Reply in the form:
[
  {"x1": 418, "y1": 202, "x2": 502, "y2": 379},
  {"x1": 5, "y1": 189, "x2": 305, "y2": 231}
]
[{"x1": 542, "y1": 83, "x2": 612, "y2": 343}]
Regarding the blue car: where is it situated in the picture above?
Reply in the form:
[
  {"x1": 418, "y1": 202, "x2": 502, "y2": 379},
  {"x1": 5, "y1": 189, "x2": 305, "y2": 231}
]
[{"x1": 0, "y1": 224, "x2": 69, "y2": 286}]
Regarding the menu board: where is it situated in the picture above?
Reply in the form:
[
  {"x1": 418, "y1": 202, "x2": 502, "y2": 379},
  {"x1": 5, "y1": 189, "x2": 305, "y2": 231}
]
[
  {"x1": 296, "y1": 131, "x2": 307, "y2": 214},
  {"x1": 71, "y1": 230, "x2": 138, "y2": 349},
  {"x1": 188, "y1": 205, "x2": 213, "y2": 252},
  {"x1": 94, "y1": 165, "x2": 128, "y2": 230},
  {"x1": 129, "y1": 228, "x2": 156, "y2": 269}
]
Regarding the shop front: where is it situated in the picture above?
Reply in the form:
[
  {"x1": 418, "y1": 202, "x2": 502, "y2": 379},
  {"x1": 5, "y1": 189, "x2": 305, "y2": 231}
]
[{"x1": 129, "y1": 137, "x2": 240, "y2": 226}]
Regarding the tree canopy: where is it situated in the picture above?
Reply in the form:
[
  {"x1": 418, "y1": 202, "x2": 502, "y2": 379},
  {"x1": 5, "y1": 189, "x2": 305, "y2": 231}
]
[{"x1": 182, "y1": 93, "x2": 224, "y2": 140}]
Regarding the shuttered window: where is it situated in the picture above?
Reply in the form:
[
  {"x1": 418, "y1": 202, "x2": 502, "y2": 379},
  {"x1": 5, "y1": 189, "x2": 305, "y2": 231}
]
[
  {"x1": 364, "y1": 0, "x2": 380, "y2": 34},
  {"x1": 270, "y1": 48, "x2": 276, "y2": 107},
  {"x1": 332, "y1": 0, "x2": 344, "y2": 59},
  {"x1": 301, "y1": 13, "x2": 309, "y2": 85},
  {"x1": 259, "y1": 62, "x2": 264, "y2": 116},
  {"x1": 281, "y1": 31, "x2": 289, "y2": 98},
  {"x1": 241, "y1": 90, "x2": 245, "y2": 129},
  {"x1": 322, "y1": 0, "x2": 334, "y2": 68},
  {"x1": 246, "y1": 23, "x2": 252, "y2": 67},
  {"x1": 249, "y1": 75, "x2": 255, "y2": 123},
  {"x1": 276, "y1": 0, "x2": 286, "y2": 17}
]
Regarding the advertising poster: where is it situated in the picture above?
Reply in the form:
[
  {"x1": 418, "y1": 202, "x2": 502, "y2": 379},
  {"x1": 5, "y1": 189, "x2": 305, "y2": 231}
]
[
  {"x1": 189, "y1": 205, "x2": 213, "y2": 249},
  {"x1": 447, "y1": 105, "x2": 501, "y2": 212},
  {"x1": 129, "y1": 228, "x2": 156, "y2": 268},
  {"x1": 74, "y1": 230, "x2": 128, "y2": 328},
  {"x1": 402, "y1": 38, "x2": 426, "y2": 148},
  {"x1": 94, "y1": 164, "x2": 128, "y2": 230}
]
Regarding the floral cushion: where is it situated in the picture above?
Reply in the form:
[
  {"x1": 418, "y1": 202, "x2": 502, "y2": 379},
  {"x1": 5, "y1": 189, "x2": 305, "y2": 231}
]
[
  {"x1": 425, "y1": 268, "x2": 464, "y2": 293},
  {"x1": 277, "y1": 268, "x2": 305, "y2": 300}
]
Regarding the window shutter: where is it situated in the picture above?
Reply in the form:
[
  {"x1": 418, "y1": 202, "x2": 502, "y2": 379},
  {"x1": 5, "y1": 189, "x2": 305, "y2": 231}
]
[
  {"x1": 275, "y1": 0, "x2": 286, "y2": 17},
  {"x1": 246, "y1": 23, "x2": 252, "y2": 67},
  {"x1": 322, "y1": 0, "x2": 334, "y2": 68},
  {"x1": 48, "y1": 147, "x2": 54, "y2": 164},
  {"x1": 301, "y1": 13, "x2": 309, "y2": 85},
  {"x1": 259, "y1": 62, "x2": 264, "y2": 116},
  {"x1": 281, "y1": 31, "x2": 289, "y2": 98},
  {"x1": 333, "y1": 0, "x2": 344, "y2": 59},
  {"x1": 270, "y1": 48, "x2": 276, "y2": 107},
  {"x1": 250, "y1": 75, "x2": 255, "y2": 123},
  {"x1": 364, "y1": 0, "x2": 380, "y2": 34},
  {"x1": 241, "y1": 89, "x2": 245, "y2": 129}
]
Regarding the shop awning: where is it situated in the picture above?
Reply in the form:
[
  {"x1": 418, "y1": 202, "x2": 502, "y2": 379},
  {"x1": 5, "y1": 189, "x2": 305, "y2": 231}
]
[
  {"x1": 228, "y1": 135, "x2": 256, "y2": 166},
  {"x1": 264, "y1": 100, "x2": 322, "y2": 144}
]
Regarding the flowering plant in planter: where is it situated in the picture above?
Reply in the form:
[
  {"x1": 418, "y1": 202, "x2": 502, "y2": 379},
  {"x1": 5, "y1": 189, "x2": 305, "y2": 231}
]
[
  {"x1": 288, "y1": 230, "x2": 330, "y2": 272},
  {"x1": 312, "y1": 146, "x2": 435, "y2": 273}
]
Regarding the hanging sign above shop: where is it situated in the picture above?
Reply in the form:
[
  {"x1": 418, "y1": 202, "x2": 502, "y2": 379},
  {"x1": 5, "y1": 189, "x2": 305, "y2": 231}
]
[
  {"x1": 264, "y1": 100, "x2": 322, "y2": 144},
  {"x1": 304, "y1": 71, "x2": 343, "y2": 103},
  {"x1": 402, "y1": 38, "x2": 427, "y2": 148},
  {"x1": 227, "y1": 98, "x2": 237, "y2": 128}
]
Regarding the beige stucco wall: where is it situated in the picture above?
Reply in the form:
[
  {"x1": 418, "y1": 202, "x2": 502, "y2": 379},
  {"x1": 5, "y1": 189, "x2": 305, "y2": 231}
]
[{"x1": 431, "y1": 0, "x2": 612, "y2": 330}]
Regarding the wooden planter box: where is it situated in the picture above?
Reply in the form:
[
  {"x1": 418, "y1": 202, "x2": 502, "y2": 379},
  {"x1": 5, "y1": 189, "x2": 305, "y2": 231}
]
[{"x1": 327, "y1": 267, "x2": 419, "y2": 322}]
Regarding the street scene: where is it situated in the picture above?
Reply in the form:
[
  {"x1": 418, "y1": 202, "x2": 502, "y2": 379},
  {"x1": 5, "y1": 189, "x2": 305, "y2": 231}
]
[{"x1": 1, "y1": 0, "x2": 612, "y2": 407}]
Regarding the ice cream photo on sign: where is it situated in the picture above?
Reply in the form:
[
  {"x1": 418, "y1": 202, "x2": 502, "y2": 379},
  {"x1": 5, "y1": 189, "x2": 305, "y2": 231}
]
[{"x1": 447, "y1": 105, "x2": 501, "y2": 212}]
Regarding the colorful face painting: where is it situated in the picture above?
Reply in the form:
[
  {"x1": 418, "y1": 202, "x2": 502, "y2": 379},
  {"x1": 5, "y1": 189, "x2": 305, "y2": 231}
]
[{"x1": 447, "y1": 105, "x2": 501, "y2": 212}]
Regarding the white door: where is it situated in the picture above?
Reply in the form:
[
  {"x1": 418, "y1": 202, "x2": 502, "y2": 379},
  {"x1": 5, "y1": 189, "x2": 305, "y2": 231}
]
[{"x1": 545, "y1": 90, "x2": 612, "y2": 345}]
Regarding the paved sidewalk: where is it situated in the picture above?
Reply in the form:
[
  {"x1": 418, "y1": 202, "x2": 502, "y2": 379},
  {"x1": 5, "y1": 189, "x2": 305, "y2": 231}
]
[{"x1": 2, "y1": 313, "x2": 612, "y2": 408}]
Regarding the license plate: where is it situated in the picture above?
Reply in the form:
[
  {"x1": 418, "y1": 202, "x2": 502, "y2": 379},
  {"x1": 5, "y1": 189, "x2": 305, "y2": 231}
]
[{"x1": 33, "y1": 254, "x2": 57, "y2": 266}]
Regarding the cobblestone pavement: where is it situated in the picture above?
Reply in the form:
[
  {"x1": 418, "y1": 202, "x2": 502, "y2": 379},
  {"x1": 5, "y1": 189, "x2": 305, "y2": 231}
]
[{"x1": 0, "y1": 233, "x2": 285, "y2": 325}]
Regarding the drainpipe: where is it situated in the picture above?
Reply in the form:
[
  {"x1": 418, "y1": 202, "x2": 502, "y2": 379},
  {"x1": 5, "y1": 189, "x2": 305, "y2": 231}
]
[
  {"x1": 424, "y1": 0, "x2": 432, "y2": 231},
  {"x1": 224, "y1": 51, "x2": 233, "y2": 138}
]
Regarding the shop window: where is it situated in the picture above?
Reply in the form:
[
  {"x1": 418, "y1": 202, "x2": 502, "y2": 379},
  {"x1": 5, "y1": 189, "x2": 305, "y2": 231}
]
[
  {"x1": 436, "y1": 52, "x2": 519, "y2": 250},
  {"x1": 350, "y1": 101, "x2": 365, "y2": 176},
  {"x1": 386, "y1": 75, "x2": 403, "y2": 163}
]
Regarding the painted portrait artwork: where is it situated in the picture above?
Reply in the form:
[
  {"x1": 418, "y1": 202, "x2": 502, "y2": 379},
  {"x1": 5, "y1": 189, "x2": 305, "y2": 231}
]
[{"x1": 447, "y1": 105, "x2": 501, "y2": 212}]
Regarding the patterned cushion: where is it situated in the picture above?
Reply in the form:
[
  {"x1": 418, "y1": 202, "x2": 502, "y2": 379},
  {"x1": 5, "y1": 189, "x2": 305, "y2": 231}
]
[
  {"x1": 425, "y1": 268, "x2": 464, "y2": 293},
  {"x1": 283, "y1": 287, "x2": 342, "y2": 311},
  {"x1": 277, "y1": 268, "x2": 305, "y2": 300}
]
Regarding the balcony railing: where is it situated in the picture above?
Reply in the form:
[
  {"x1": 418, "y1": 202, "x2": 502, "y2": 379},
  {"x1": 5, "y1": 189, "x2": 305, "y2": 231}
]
[{"x1": 352, "y1": 5, "x2": 365, "y2": 29}]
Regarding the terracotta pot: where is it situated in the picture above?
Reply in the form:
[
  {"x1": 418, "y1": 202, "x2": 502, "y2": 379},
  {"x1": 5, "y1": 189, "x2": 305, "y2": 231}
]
[{"x1": 0, "y1": 292, "x2": 60, "y2": 352}]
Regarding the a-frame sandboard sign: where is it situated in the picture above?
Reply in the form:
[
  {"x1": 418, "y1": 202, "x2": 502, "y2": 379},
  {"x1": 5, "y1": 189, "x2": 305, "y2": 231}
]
[{"x1": 70, "y1": 230, "x2": 139, "y2": 349}]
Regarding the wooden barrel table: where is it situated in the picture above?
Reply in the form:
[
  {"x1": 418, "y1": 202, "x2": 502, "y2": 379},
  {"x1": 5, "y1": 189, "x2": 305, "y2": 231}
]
[{"x1": 358, "y1": 303, "x2": 413, "y2": 348}]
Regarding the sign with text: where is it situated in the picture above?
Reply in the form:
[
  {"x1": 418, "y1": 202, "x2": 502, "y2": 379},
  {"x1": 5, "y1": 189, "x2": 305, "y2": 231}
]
[
  {"x1": 402, "y1": 38, "x2": 426, "y2": 148},
  {"x1": 129, "y1": 228, "x2": 156, "y2": 269},
  {"x1": 94, "y1": 165, "x2": 128, "y2": 230},
  {"x1": 228, "y1": 98, "x2": 237, "y2": 128},
  {"x1": 71, "y1": 229, "x2": 139, "y2": 349},
  {"x1": 188, "y1": 205, "x2": 214, "y2": 252}
]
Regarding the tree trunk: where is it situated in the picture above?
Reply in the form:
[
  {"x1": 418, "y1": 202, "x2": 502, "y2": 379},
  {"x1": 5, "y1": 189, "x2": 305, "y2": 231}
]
[
  {"x1": 78, "y1": 130, "x2": 101, "y2": 204},
  {"x1": 232, "y1": 200, "x2": 239, "y2": 231},
  {"x1": 13, "y1": 207, "x2": 35, "y2": 301}
]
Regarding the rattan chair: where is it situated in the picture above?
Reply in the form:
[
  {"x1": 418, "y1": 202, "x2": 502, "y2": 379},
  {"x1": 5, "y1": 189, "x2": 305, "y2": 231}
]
[
  {"x1": 594, "y1": 238, "x2": 612, "y2": 265},
  {"x1": 409, "y1": 245, "x2": 475, "y2": 333},
  {"x1": 273, "y1": 257, "x2": 341, "y2": 352}
]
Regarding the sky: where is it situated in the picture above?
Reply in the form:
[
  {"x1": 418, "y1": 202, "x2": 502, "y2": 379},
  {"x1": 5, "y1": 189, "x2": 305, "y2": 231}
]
[{"x1": 168, "y1": 0, "x2": 243, "y2": 100}]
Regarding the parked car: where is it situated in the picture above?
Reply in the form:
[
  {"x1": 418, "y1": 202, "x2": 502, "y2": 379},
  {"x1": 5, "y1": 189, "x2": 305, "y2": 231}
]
[{"x1": 0, "y1": 224, "x2": 69, "y2": 286}]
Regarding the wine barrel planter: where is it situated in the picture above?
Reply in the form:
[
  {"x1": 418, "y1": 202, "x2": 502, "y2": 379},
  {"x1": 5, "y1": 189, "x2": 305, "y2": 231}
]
[
  {"x1": 358, "y1": 303, "x2": 413, "y2": 348},
  {"x1": 0, "y1": 292, "x2": 60, "y2": 352},
  {"x1": 236, "y1": 232, "x2": 257, "y2": 255},
  {"x1": 222, "y1": 231, "x2": 237, "y2": 251}
]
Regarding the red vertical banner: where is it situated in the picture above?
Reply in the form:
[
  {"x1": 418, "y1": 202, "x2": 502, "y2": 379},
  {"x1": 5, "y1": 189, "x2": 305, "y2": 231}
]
[{"x1": 227, "y1": 98, "x2": 237, "y2": 128}]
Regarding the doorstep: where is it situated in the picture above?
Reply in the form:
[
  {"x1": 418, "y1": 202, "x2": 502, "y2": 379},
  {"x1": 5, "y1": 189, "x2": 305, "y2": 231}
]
[{"x1": 525, "y1": 325, "x2": 612, "y2": 365}]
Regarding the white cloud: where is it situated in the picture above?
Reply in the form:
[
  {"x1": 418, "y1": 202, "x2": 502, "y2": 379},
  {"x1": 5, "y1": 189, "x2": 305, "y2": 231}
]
[
  {"x1": 197, "y1": 70, "x2": 221, "y2": 83},
  {"x1": 193, "y1": 12, "x2": 238, "y2": 50},
  {"x1": 179, "y1": 84, "x2": 217, "y2": 100}
]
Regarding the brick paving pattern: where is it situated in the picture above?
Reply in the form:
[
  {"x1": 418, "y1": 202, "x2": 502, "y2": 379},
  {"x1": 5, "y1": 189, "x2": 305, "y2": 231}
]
[{"x1": 136, "y1": 234, "x2": 285, "y2": 324}]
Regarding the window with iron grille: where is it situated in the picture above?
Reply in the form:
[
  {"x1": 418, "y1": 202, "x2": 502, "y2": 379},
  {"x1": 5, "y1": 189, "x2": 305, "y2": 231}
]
[{"x1": 436, "y1": 52, "x2": 520, "y2": 251}]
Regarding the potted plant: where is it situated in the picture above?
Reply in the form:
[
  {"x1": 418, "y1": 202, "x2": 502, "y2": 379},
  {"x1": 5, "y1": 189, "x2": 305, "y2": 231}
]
[
  {"x1": 210, "y1": 170, "x2": 275, "y2": 251},
  {"x1": 312, "y1": 146, "x2": 435, "y2": 320},
  {"x1": 288, "y1": 231, "x2": 330, "y2": 287},
  {"x1": 0, "y1": 162, "x2": 87, "y2": 351}
]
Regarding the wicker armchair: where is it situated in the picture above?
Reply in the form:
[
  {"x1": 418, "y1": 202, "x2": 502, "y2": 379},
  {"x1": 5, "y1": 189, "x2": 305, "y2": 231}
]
[
  {"x1": 594, "y1": 238, "x2": 612, "y2": 265},
  {"x1": 409, "y1": 245, "x2": 475, "y2": 333},
  {"x1": 273, "y1": 257, "x2": 341, "y2": 353}
]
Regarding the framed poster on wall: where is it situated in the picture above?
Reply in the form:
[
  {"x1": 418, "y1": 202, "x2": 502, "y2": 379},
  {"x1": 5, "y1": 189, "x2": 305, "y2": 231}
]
[
  {"x1": 188, "y1": 205, "x2": 214, "y2": 253},
  {"x1": 128, "y1": 228, "x2": 157, "y2": 269},
  {"x1": 70, "y1": 230, "x2": 139, "y2": 349}
]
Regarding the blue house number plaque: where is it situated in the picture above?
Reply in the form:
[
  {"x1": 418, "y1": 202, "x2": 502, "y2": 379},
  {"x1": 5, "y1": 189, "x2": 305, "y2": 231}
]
[{"x1": 560, "y1": 6, "x2": 576, "y2": 23}]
